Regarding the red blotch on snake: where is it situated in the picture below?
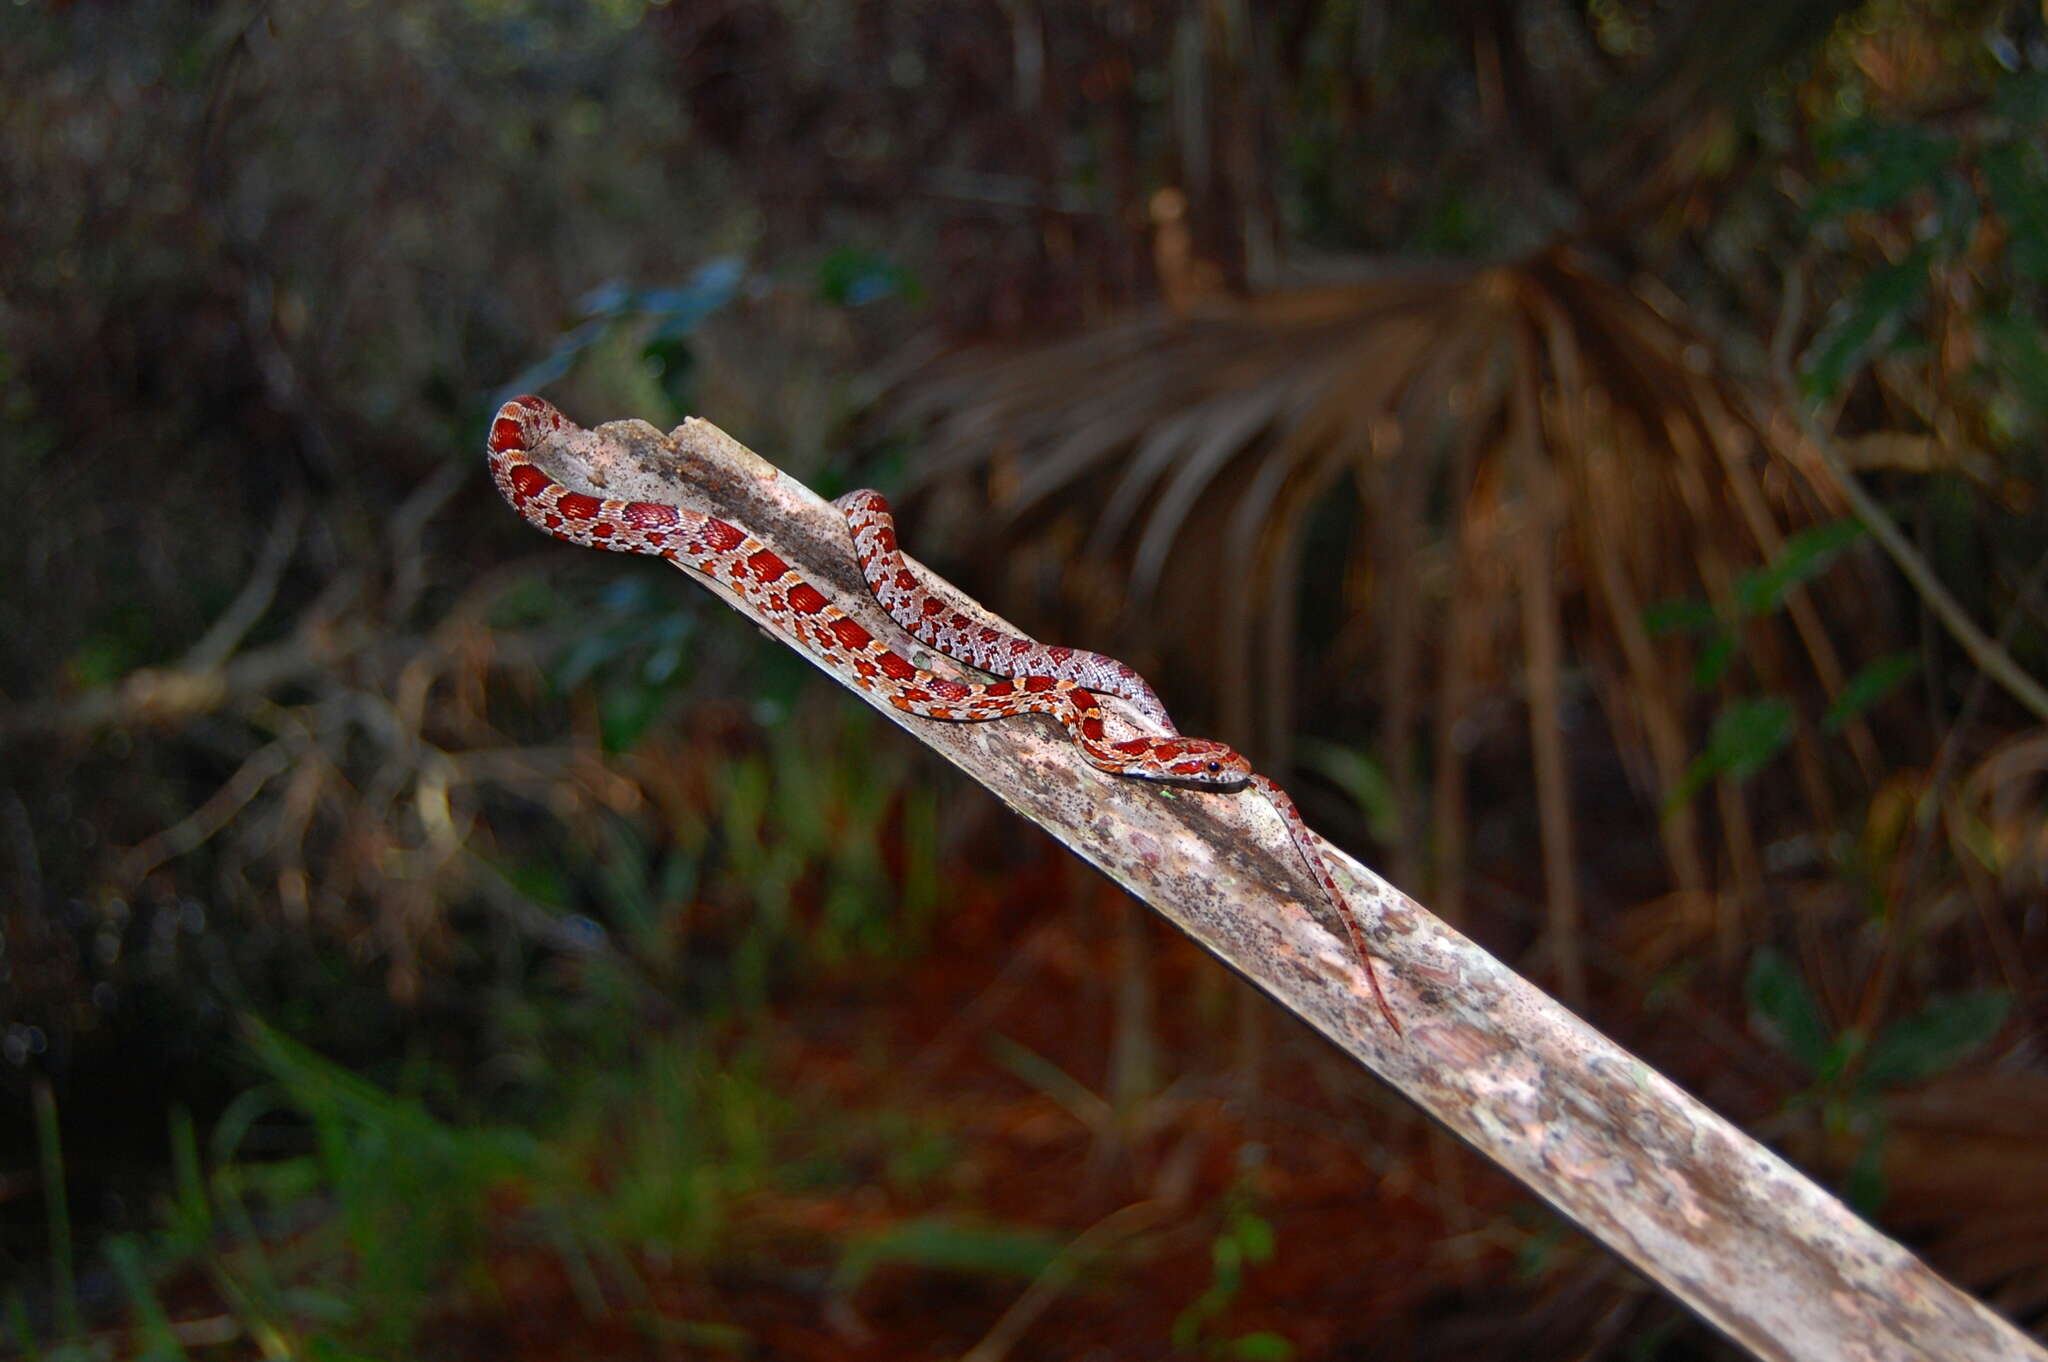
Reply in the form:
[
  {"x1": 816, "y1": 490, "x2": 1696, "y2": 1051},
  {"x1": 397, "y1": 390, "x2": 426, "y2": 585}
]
[
  {"x1": 701, "y1": 519, "x2": 746, "y2": 553},
  {"x1": 508, "y1": 464, "x2": 550, "y2": 502}
]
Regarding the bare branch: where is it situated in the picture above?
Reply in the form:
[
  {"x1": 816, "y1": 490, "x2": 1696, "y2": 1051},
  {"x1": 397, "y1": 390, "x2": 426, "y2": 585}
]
[
  {"x1": 516, "y1": 409, "x2": 2044, "y2": 1362},
  {"x1": 180, "y1": 490, "x2": 304, "y2": 671},
  {"x1": 0, "y1": 622, "x2": 558, "y2": 743},
  {"x1": 116, "y1": 740, "x2": 294, "y2": 882}
]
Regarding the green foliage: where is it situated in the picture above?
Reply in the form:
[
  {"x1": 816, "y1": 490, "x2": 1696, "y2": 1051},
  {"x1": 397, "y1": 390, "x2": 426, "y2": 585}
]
[
  {"x1": 712, "y1": 706, "x2": 942, "y2": 982},
  {"x1": 5, "y1": 1295, "x2": 36, "y2": 1358},
  {"x1": 241, "y1": 1020, "x2": 552, "y2": 1355},
  {"x1": 566, "y1": 1040, "x2": 782, "y2": 1257},
  {"x1": 1734, "y1": 519, "x2": 1869, "y2": 618},
  {"x1": 546, "y1": 576, "x2": 702, "y2": 753},
  {"x1": 829, "y1": 1219, "x2": 1065, "y2": 1298},
  {"x1": 47, "y1": 1013, "x2": 912, "y2": 1357},
  {"x1": 1801, "y1": 247, "x2": 1933, "y2": 402},
  {"x1": 1799, "y1": 70, "x2": 2048, "y2": 430},
  {"x1": 105, "y1": 1237, "x2": 188, "y2": 1362},
  {"x1": 1672, "y1": 698, "x2": 1796, "y2": 810},
  {"x1": 1745, "y1": 948, "x2": 1841, "y2": 1080},
  {"x1": 1983, "y1": 312, "x2": 2048, "y2": 423},
  {"x1": 1298, "y1": 739, "x2": 1402, "y2": 844},
  {"x1": 1858, "y1": 990, "x2": 2014, "y2": 1088},
  {"x1": 816, "y1": 247, "x2": 924, "y2": 307},
  {"x1": 1171, "y1": 1174, "x2": 1294, "y2": 1361},
  {"x1": 1650, "y1": 519, "x2": 1869, "y2": 646},
  {"x1": 1745, "y1": 948, "x2": 2011, "y2": 1211},
  {"x1": 24, "y1": 1035, "x2": 541, "y2": 1361},
  {"x1": 33, "y1": 1083, "x2": 79, "y2": 1342},
  {"x1": 498, "y1": 257, "x2": 748, "y2": 416},
  {"x1": 1823, "y1": 652, "x2": 1916, "y2": 731},
  {"x1": 1650, "y1": 519, "x2": 1893, "y2": 810}
]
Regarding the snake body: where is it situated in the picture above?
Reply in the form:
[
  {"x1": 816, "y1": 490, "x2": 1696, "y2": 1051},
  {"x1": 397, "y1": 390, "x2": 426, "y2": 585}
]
[
  {"x1": 837, "y1": 488, "x2": 1395, "y2": 1031},
  {"x1": 488, "y1": 395, "x2": 1396, "y2": 1029}
]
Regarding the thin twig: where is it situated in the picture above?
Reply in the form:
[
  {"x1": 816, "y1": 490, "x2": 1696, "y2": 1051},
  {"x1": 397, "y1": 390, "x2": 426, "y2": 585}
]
[
  {"x1": 0, "y1": 623, "x2": 559, "y2": 742},
  {"x1": 116, "y1": 741, "x2": 294, "y2": 883},
  {"x1": 180, "y1": 491, "x2": 304, "y2": 671}
]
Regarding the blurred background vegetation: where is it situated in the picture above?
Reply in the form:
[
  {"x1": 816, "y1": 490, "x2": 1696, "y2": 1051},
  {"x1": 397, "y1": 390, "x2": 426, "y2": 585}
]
[{"x1": 2, "y1": 0, "x2": 2045, "y2": 1357}]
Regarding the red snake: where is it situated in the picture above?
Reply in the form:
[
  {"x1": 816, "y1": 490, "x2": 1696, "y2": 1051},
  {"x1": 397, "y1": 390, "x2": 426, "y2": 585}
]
[{"x1": 488, "y1": 395, "x2": 1397, "y2": 1030}]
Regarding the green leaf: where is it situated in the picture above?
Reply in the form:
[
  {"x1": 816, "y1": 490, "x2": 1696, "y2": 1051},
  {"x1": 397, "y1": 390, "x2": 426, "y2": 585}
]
[
  {"x1": 1211, "y1": 1234, "x2": 1243, "y2": 1275},
  {"x1": 1231, "y1": 1332, "x2": 1297, "y2": 1361},
  {"x1": 641, "y1": 333, "x2": 699, "y2": 411},
  {"x1": 1930, "y1": 168, "x2": 1981, "y2": 248},
  {"x1": 599, "y1": 679, "x2": 672, "y2": 753},
  {"x1": 1981, "y1": 125, "x2": 2048, "y2": 282},
  {"x1": 1707, "y1": 698, "x2": 1795, "y2": 779},
  {"x1": 303, "y1": 1338, "x2": 395, "y2": 1362},
  {"x1": 1296, "y1": 740, "x2": 1398, "y2": 844},
  {"x1": 66, "y1": 635, "x2": 140, "y2": 690},
  {"x1": 1844, "y1": 1120, "x2": 1889, "y2": 1215},
  {"x1": 1643, "y1": 596, "x2": 1718, "y2": 636},
  {"x1": 1690, "y1": 633, "x2": 1737, "y2": 690},
  {"x1": 830, "y1": 1219, "x2": 1064, "y2": 1297},
  {"x1": 1232, "y1": 1210, "x2": 1277, "y2": 1264},
  {"x1": 1824, "y1": 653, "x2": 1916, "y2": 730},
  {"x1": 1983, "y1": 314, "x2": 2048, "y2": 420},
  {"x1": 1735, "y1": 519, "x2": 1868, "y2": 617},
  {"x1": 1800, "y1": 248, "x2": 1931, "y2": 402},
  {"x1": 107, "y1": 1237, "x2": 189, "y2": 1362},
  {"x1": 1806, "y1": 121, "x2": 1956, "y2": 222},
  {"x1": 1993, "y1": 70, "x2": 2048, "y2": 124},
  {"x1": 1668, "y1": 698, "x2": 1795, "y2": 809},
  {"x1": 493, "y1": 259, "x2": 743, "y2": 413},
  {"x1": 817, "y1": 247, "x2": 924, "y2": 307},
  {"x1": 1745, "y1": 948, "x2": 1834, "y2": 1076},
  {"x1": 6, "y1": 1293, "x2": 34, "y2": 1357},
  {"x1": 1860, "y1": 991, "x2": 2012, "y2": 1089}
]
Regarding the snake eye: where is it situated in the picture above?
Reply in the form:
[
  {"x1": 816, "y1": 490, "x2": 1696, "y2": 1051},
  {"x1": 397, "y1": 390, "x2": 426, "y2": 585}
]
[{"x1": 1207, "y1": 761, "x2": 1222, "y2": 773}]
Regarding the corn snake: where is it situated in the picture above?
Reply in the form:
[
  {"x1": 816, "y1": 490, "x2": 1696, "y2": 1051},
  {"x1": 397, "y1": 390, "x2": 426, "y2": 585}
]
[{"x1": 487, "y1": 395, "x2": 1397, "y2": 1030}]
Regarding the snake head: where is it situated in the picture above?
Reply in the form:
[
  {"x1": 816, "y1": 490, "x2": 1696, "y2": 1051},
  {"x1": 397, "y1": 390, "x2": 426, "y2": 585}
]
[{"x1": 1111, "y1": 737, "x2": 1252, "y2": 786}]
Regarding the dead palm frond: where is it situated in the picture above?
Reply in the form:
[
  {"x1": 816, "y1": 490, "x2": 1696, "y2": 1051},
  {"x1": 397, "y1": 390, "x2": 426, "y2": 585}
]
[{"x1": 898, "y1": 245, "x2": 1882, "y2": 1001}]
